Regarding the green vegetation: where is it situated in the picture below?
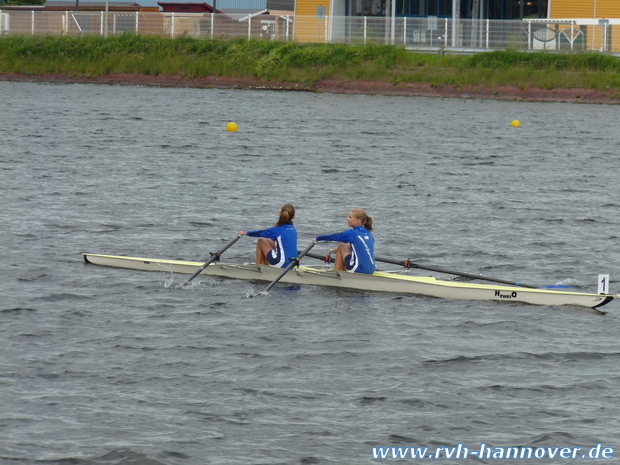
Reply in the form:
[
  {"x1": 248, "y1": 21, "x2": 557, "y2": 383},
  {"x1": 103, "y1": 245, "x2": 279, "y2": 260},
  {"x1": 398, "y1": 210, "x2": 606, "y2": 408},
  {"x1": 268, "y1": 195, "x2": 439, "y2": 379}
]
[
  {"x1": 2, "y1": 0, "x2": 45, "y2": 5},
  {"x1": 1, "y1": 35, "x2": 620, "y2": 91}
]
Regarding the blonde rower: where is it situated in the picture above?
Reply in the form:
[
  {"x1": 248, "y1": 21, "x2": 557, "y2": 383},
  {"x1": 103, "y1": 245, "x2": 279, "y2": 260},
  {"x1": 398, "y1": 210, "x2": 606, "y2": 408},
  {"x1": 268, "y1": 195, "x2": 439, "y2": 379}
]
[{"x1": 314, "y1": 208, "x2": 376, "y2": 274}]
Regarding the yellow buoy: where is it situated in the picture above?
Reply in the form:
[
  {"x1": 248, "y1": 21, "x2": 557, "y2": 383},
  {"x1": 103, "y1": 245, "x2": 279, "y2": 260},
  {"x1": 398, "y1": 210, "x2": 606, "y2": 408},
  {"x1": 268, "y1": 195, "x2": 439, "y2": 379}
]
[
  {"x1": 226, "y1": 122, "x2": 238, "y2": 132},
  {"x1": 510, "y1": 120, "x2": 521, "y2": 127}
]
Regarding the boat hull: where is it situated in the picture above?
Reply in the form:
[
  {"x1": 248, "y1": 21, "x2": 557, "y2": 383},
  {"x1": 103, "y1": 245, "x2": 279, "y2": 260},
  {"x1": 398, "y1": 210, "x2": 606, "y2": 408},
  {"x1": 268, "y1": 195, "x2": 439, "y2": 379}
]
[{"x1": 82, "y1": 253, "x2": 615, "y2": 309}]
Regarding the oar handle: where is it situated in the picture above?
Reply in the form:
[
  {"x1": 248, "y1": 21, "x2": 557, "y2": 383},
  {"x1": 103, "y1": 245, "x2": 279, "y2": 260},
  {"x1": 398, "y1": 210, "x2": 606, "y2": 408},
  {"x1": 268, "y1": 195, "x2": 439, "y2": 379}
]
[
  {"x1": 263, "y1": 242, "x2": 315, "y2": 293},
  {"x1": 376, "y1": 256, "x2": 538, "y2": 289},
  {"x1": 306, "y1": 251, "x2": 334, "y2": 263},
  {"x1": 183, "y1": 234, "x2": 241, "y2": 285}
]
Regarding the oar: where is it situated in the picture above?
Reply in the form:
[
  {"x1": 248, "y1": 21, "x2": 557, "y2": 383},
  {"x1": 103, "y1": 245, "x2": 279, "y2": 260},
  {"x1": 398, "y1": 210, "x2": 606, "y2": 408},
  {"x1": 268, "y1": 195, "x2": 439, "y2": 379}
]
[
  {"x1": 261, "y1": 242, "x2": 316, "y2": 294},
  {"x1": 375, "y1": 256, "x2": 539, "y2": 289},
  {"x1": 181, "y1": 235, "x2": 241, "y2": 286},
  {"x1": 306, "y1": 251, "x2": 334, "y2": 263},
  {"x1": 305, "y1": 251, "x2": 538, "y2": 288}
]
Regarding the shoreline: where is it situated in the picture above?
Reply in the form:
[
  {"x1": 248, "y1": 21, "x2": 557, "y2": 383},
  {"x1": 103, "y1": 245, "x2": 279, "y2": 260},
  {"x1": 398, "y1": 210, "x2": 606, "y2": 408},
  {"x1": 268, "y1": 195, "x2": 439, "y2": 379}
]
[{"x1": 2, "y1": 72, "x2": 619, "y2": 104}]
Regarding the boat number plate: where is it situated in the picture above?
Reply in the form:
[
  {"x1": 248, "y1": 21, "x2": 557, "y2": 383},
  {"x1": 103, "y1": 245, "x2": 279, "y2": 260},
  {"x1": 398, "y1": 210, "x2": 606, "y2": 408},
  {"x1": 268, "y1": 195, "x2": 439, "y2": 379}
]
[{"x1": 598, "y1": 274, "x2": 610, "y2": 294}]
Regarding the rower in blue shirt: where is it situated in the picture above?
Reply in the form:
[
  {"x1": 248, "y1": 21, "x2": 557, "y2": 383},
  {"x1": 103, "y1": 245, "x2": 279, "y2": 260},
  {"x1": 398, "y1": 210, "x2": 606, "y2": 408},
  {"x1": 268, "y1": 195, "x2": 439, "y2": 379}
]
[
  {"x1": 239, "y1": 204, "x2": 298, "y2": 268},
  {"x1": 314, "y1": 208, "x2": 376, "y2": 274}
]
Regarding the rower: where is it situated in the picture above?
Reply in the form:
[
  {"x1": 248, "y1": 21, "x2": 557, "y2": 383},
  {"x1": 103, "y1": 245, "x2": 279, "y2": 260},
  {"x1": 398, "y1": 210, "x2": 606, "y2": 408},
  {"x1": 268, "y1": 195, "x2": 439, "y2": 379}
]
[{"x1": 313, "y1": 208, "x2": 376, "y2": 274}]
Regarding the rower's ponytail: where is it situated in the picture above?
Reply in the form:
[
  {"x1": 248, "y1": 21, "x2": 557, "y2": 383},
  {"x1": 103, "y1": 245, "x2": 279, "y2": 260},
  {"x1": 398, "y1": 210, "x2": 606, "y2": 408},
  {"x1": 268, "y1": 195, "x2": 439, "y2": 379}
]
[
  {"x1": 275, "y1": 204, "x2": 295, "y2": 226},
  {"x1": 351, "y1": 208, "x2": 373, "y2": 232}
]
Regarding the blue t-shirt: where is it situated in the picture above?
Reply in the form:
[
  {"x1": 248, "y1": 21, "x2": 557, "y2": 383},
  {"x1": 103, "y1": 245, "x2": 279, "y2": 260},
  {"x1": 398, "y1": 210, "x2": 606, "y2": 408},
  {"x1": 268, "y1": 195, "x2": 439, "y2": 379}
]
[
  {"x1": 315, "y1": 226, "x2": 376, "y2": 274},
  {"x1": 246, "y1": 222, "x2": 298, "y2": 268}
]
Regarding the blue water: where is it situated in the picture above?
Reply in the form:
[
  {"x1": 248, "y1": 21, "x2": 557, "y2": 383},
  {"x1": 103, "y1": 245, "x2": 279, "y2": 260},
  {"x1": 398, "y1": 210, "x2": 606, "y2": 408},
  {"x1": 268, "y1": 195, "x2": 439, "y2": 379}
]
[{"x1": 1, "y1": 81, "x2": 620, "y2": 465}]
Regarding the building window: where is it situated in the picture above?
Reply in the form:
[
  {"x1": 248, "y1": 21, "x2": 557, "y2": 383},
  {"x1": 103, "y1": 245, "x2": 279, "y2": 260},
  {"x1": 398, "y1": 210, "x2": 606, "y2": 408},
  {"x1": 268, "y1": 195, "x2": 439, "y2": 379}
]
[
  {"x1": 350, "y1": 0, "x2": 385, "y2": 16},
  {"x1": 380, "y1": 0, "x2": 543, "y2": 19}
]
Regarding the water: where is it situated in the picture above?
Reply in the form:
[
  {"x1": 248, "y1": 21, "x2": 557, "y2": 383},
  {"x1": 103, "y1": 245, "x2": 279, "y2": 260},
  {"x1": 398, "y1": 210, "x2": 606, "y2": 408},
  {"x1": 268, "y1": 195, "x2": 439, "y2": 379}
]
[{"x1": 1, "y1": 81, "x2": 620, "y2": 465}]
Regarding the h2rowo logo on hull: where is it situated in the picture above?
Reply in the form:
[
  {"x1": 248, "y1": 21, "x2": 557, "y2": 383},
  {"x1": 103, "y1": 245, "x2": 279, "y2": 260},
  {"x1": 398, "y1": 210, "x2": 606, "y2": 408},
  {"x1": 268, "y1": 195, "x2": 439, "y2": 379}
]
[{"x1": 495, "y1": 290, "x2": 518, "y2": 299}]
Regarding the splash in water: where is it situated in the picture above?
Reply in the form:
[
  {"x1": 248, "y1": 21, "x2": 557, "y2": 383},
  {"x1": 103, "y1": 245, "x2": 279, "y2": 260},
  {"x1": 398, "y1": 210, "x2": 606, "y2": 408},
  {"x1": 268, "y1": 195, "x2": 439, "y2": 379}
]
[
  {"x1": 174, "y1": 277, "x2": 220, "y2": 290},
  {"x1": 163, "y1": 273, "x2": 175, "y2": 289},
  {"x1": 244, "y1": 285, "x2": 268, "y2": 298}
]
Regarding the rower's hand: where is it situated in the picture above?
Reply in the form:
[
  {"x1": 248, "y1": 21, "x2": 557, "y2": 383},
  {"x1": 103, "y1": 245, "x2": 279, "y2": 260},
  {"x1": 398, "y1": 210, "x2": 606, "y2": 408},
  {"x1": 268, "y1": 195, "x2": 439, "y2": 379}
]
[{"x1": 238, "y1": 231, "x2": 247, "y2": 236}]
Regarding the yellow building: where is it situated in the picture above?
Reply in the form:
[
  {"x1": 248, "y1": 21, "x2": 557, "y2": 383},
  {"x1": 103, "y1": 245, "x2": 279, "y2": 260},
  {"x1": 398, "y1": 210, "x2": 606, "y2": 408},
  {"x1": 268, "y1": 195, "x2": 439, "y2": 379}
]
[
  {"x1": 549, "y1": 0, "x2": 620, "y2": 19},
  {"x1": 549, "y1": 0, "x2": 620, "y2": 51},
  {"x1": 291, "y1": 0, "x2": 620, "y2": 49},
  {"x1": 294, "y1": 0, "x2": 330, "y2": 42}
]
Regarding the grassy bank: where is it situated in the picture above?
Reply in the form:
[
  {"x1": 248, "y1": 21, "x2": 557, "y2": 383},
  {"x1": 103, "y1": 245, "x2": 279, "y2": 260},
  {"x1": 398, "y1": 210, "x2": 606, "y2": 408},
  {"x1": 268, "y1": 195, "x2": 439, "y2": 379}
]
[{"x1": 2, "y1": 34, "x2": 620, "y2": 92}]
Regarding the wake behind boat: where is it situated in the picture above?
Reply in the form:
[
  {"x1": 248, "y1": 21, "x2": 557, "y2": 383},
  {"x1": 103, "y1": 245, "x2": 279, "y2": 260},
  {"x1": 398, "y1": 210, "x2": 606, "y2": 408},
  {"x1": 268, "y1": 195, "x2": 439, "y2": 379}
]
[{"x1": 82, "y1": 253, "x2": 617, "y2": 309}]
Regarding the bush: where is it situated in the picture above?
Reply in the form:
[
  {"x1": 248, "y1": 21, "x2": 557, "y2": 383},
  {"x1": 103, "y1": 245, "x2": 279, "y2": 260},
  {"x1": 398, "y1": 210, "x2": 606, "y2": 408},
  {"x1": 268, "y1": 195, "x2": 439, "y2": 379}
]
[{"x1": 466, "y1": 50, "x2": 620, "y2": 72}]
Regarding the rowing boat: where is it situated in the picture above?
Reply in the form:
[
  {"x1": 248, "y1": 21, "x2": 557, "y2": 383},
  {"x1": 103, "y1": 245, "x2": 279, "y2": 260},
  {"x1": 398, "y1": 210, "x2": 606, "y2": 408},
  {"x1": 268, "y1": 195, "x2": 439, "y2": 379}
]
[{"x1": 82, "y1": 253, "x2": 616, "y2": 309}]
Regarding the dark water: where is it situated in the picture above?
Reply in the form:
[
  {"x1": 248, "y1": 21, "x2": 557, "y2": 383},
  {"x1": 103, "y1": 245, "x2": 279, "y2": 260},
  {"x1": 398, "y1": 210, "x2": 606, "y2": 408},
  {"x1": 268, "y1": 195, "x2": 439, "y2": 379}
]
[{"x1": 1, "y1": 81, "x2": 620, "y2": 465}]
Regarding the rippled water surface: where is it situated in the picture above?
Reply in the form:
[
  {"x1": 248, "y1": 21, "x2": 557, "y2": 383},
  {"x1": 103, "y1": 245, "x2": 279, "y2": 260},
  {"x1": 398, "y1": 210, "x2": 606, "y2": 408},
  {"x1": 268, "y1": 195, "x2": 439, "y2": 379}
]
[{"x1": 2, "y1": 81, "x2": 620, "y2": 465}]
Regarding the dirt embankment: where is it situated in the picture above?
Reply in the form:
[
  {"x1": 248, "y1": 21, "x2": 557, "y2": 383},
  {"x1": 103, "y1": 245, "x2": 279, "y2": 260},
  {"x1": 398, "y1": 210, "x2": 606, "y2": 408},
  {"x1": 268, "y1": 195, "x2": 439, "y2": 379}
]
[{"x1": 2, "y1": 72, "x2": 619, "y2": 104}]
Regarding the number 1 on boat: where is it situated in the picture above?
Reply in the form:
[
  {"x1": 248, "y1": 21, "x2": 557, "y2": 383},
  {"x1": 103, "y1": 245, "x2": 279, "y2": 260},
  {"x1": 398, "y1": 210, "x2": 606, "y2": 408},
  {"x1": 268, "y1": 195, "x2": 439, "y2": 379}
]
[{"x1": 599, "y1": 274, "x2": 610, "y2": 294}]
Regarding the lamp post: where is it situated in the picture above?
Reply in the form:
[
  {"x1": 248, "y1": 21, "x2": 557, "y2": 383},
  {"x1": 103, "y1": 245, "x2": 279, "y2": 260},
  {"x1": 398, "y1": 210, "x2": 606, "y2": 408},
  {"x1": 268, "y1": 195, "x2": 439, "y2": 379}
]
[
  {"x1": 104, "y1": 0, "x2": 109, "y2": 37},
  {"x1": 451, "y1": 0, "x2": 460, "y2": 47}
]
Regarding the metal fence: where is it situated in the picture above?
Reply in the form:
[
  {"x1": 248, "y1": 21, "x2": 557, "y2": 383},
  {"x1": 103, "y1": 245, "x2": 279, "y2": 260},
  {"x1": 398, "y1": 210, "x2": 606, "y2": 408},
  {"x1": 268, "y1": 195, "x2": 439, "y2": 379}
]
[
  {"x1": 1, "y1": 10, "x2": 619, "y2": 53},
  {"x1": 0, "y1": 10, "x2": 294, "y2": 40}
]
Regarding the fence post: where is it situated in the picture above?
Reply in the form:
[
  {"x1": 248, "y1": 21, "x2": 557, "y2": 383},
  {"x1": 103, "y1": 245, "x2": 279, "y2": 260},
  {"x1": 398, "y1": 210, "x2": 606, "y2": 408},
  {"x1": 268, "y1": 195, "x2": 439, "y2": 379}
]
[
  {"x1": 135, "y1": 11, "x2": 138, "y2": 33},
  {"x1": 363, "y1": 16, "x2": 366, "y2": 44},
  {"x1": 486, "y1": 18, "x2": 489, "y2": 48},
  {"x1": 444, "y1": 18, "x2": 448, "y2": 46},
  {"x1": 325, "y1": 16, "x2": 328, "y2": 43},
  {"x1": 211, "y1": 12, "x2": 214, "y2": 39},
  {"x1": 286, "y1": 15, "x2": 289, "y2": 41},
  {"x1": 248, "y1": 16, "x2": 251, "y2": 40},
  {"x1": 31, "y1": 10, "x2": 34, "y2": 35},
  {"x1": 403, "y1": 16, "x2": 406, "y2": 45},
  {"x1": 527, "y1": 20, "x2": 531, "y2": 49},
  {"x1": 100, "y1": 11, "x2": 103, "y2": 35},
  {"x1": 171, "y1": 12, "x2": 175, "y2": 38}
]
